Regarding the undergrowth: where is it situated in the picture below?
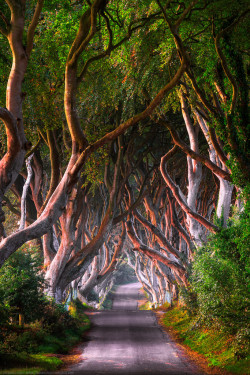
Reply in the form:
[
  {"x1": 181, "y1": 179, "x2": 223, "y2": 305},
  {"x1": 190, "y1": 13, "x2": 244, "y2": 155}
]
[
  {"x1": 0, "y1": 353, "x2": 62, "y2": 374},
  {"x1": 0, "y1": 298, "x2": 90, "y2": 372},
  {"x1": 139, "y1": 300, "x2": 152, "y2": 310},
  {"x1": 162, "y1": 305, "x2": 250, "y2": 375}
]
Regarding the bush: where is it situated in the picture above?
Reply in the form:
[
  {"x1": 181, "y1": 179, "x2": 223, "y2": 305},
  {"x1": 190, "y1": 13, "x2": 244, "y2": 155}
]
[
  {"x1": 232, "y1": 327, "x2": 250, "y2": 360},
  {"x1": 179, "y1": 286, "x2": 198, "y2": 316},
  {"x1": 186, "y1": 210, "x2": 250, "y2": 359},
  {"x1": 0, "y1": 246, "x2": 46, "y2": 323},
  {"x1": 0, "y1": 247, "x2": 90, "y2": 361},
  {"x1": 41, "y1": 301, "x2": 77, "y2": 335},
  {"x1": 0, "y1": 299, "x2": 90, "y2": 357},
  {"x1": 0, "y1": 303, "x2": 10, "y2": 325},
  {"x1": 68, "y1": 298, "x2": 91, "y2": 322}
]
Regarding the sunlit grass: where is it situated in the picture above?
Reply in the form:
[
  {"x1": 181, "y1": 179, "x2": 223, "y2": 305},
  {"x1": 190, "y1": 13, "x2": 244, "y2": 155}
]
[
  {"x1": 139, "y1": 300, "x2": 152, "y2": 310},
  {"x1": 162, "y1": 306, "x2": 250, "y2": 374}
]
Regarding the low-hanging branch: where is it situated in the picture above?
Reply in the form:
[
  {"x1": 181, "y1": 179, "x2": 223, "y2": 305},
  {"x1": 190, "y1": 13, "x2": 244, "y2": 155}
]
[
  {"x1": 158, "y1": 117, "x2": 231, "y2": 181},
  {"x1": 133, "y1": 208, "x2": 182, "y2": 261},
  {"x1": 125, "y1": 219, "x2": 187, "y2": 283},
  {"x1": 160, "y1": 146, "x2": 219, "y2": 234}
]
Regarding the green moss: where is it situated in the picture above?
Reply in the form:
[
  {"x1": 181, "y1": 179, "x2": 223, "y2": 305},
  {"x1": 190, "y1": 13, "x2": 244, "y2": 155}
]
[{"x1": 162, "y1": 306, "x2": 250, "y2": 374}]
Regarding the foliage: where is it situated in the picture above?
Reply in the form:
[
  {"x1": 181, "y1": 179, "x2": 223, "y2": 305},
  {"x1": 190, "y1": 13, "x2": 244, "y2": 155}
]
[
  {"x1": 178, "y1": 207, "x2": 250, "y2": 363},
  {"x1": 191, "y1": 210, "x2": 249, "y2": 335},
  {"x1": 0, "y1": 1, "x2": 249, "y2": 371},
  {"x1": 0, "y1": 296, "x2": 90, "y2": 355},
  {"x1": 0, "y1": 298, "x2": 90, "y2": 372},
  {"x1": 162, "y1": 306, "x2": 250, "y2": 374},
  {"x1": 0, "y1": 303, "x2": 9, "y2": 325},
  {"x1": 68, "y1": 298, "x2": 91, "y2": 325},
  {"x1": 1, "y1": 191, "x2": 20, "y2": 236},
  {"x1": 0, "y1": 352, "x2": 63, "y2": 373},
  {"x1": 0, "y1": 247, "x2": 90, "y2": 370},
  {"x1": 0, "y1": 246, "x2": 46, "y2": 323}
]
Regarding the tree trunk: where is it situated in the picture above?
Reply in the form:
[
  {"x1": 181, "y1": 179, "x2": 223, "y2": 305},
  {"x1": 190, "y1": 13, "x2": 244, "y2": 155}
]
[{"x1": 19, "y1": 155, "x2": 33, "y2": 230}]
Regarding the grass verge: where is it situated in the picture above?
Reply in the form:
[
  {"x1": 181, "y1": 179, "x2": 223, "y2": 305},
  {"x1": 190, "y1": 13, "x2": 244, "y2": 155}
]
[
  {"x1": 99, "y1": 284, "x2": 119, "y2": 310},
  {"x1": 159, "y1": 305, "x2": 249, "y2": 375},
  {"x1": 0, "y1": 353, "x2": 63, "y2": 374},
  {"x1": 138, "y1": 289, "x2": 153, "y2": 310}
]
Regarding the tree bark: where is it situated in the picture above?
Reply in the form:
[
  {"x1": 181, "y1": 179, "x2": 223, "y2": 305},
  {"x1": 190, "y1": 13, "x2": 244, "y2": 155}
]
[{"x1": 19, "y1": 154, "x2": 33, "y2": 230}]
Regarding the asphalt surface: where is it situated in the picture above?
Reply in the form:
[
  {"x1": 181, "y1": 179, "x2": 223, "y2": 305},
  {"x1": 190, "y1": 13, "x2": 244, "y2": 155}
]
[{"x1": 66, "y1": 282, "x2": 204, "y2": 374}]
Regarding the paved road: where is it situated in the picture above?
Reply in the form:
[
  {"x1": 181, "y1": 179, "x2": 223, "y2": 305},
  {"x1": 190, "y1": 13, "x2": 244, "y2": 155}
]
[{"x1": 67, "y1": 283, "x2": 203, "y2": 374}]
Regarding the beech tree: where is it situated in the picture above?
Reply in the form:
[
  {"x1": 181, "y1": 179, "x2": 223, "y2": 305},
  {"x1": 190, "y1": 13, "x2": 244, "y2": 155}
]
[
  {"x1": 0, "y1": 0, "x2": 186, "y2": 265},
  {"x1": 0, "y1": 0, "x2": 248, "y2": 305}
]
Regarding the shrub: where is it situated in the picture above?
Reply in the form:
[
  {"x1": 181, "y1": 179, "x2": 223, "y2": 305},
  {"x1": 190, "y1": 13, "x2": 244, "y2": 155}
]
[
  {"x1": 0, "y1": 303, "x2": 10, "y2": 325},
  {"x1": 191, "y1": 211, "x2": 249, "y2": 333},
  {"x1": 0, "y1": 246, "x2": 46, "y2": 323},
  {"x1": 0, "y1": 247, "x2": 90, "y2": 365},
  {"x1": 232, "y1": 327, "x2": 250, "y2": 360},
  {"x1": 68, "y1": 298, "x2": 91, "y2": 322},
  {"x1": 41, "y1": 300, "x2": 77, "y2": 335},
  {"x1": 187, "y1": 210, "x2": 250, "y2": 358}
]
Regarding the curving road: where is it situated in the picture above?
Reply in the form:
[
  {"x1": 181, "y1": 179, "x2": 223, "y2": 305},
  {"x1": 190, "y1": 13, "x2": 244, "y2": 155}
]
[{"x1": 67, "y1": 282, "x2": 204, "y2": 374}]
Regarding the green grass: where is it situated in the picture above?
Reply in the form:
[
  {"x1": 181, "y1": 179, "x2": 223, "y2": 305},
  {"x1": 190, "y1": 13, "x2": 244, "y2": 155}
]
[
  {"x1": 154, "y1": 301, "x2": 171, "y2": 311},
  {"x1": 0, "y1": 353, "x2": 62, "y2": 373},
  {"x1": 0, "y1": 326, "x2": 88, "y2": 372},
  {"x1": 81, "y1": 302, "x2": 95, "y2": 309},
  {"x1": 37, "y1": 326, "x2": 89, "y2": 354},
  {"x1": 139, "y1": 301, "x2": 152, "y2": 310},
  {"x1": 0, "y1": 368, "x2": 42, "y2": 374},
  {"x1": 162, "y1": 306, "x2": 250, "y2": 374},
  {"x1": 0, "y1": 368, "x2": 41, "y2": 374},
  {"x1": 100, "y1": 285, "x2": 118, "y2": 310}
]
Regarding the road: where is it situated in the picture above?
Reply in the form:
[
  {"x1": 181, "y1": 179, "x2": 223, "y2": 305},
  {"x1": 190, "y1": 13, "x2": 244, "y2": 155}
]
[{"x1": 66, "y1": 282, "x2": 204, "y2": 374}]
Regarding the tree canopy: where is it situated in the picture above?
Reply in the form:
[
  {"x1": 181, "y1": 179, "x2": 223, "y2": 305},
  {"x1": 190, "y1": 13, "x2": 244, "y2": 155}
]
[{"x1": 0, "y1": 0, "x2": 249, "y2": 319}]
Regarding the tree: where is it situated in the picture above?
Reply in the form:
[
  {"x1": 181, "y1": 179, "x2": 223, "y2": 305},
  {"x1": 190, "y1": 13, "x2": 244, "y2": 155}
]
[
  {"x1": 0, "y1": 245, "x2": 46, "y2": 322},
  {"x1": 0, "y1": 0, "x2": 248, "y2": 307}
]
